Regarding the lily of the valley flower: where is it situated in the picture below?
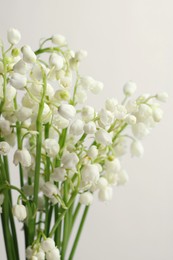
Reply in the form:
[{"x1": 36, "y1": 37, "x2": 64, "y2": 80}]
[
  {"x1": 12, "y1": 204, "x2": 27, "y2": 221},
  {"x1": 13, "y1": 149, "x2": 32, "y2": 167},
  {"x1": 7, "y1": 28, "x2": 21, "y2": 45}
]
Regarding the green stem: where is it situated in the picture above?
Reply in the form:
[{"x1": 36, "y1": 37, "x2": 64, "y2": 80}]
[
  {"x1": 68, "y1": 206, "x2": 90, "y2": 260},
  {"x1": 33, "y1": 68, "x2": 47, "y2": 208},
  {"x1": 49, "y1": 190, "x2": 78, "y2": 237}
]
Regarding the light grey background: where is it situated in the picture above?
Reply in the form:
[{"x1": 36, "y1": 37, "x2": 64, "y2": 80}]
[{"x1": 0, "y1": 0, "x2": 173, "y2": 259}]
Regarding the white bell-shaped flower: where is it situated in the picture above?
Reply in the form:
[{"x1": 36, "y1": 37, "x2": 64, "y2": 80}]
[
  {"x1": 70, "y1": 119, "x2": 84, "y2": 135},
  {"x1": 87, "y1": 145, "x2": 98, "y2": 159},
  {"x1": 13, "y1": 59, "x2": 27, "y2": 75},
  {"x1": 13, "y1": 149, "x2": 32, "y2": 167},
  {"x1": 81, "y1": 105, "x2": 95, "y2": 122},
  {"x1": 125, "y1": 114, "x2": 136, "y2": 125},
  {"x1": 123, "y1": 81, "x2": 137, "y2": 96},
  {"x1": 81, "y1": 164, "x2": 100, "y2": 184},
  {"x1": 98, "y1": 186, "x2": 113, "y2": 201},
  {"x1": 132, "y1": 122, "x2": 150, "y2": 139},
  {"x1": 7, "y1": 28, "x2": 21, "y2": 45},
  {"x1": 104, "y1": 158, "x2": 121, "y2": 172},
  {"x1": 49, "y1": 53, "x2": 64, "y2": 70},
  {"x1": 12, "y1": 204, "x2": 27, "y2": 221},
  {"x1": 83, "y1": 121, "x2": 96, "y2": 134},
  {"x1": 10, "y1": 73, "x2": 27, "y2": 89},
  {"x1": 156, "y1": 92, "x2": 168, "y2": 102},
  {"x1": 152, "y1": 107, "x2": 163, "y2": 122},
  {"x1": 95, "y1": 129, "x2": 112, "y2": 146},
  {"x1": 130, "y1": 140, "x2": 144, "y2": 157},
  {"x1": 51, "y1": 167, "x2": 66, "y2": 182},
  {"x1": 42, "y1": 182, "x2": 58, "y2": 198},
  {"x1": 21, "y1": 45, "x2": 36, "y2": 63},
  {"x1": 79, "y1": 192, "x2": 93, "y2": 205},
  {"x1": 15, "y1": 106, "x2": 32, "y2": 121},
  {"x1": 41, "y1": 238, "x2": 55, "y2": 253},
  {"x1": 59, "y1": 104, "x2": 76, "y2": 120},
  {"x1": 44, "y1": 139, "x2": 59, "y2": 158},
  {"x1": 61, "y1": 152, "x2": 79, "y2": 170},
  {"x1": 52, "y1": 34, "x2": 66, "y2": 45},
  {"x1": 46, "y1": 248, "x2": 61, "y2": 260},
  {"x1": 53, "y1": 113, "x2": 69, "y2": 129},
  {"x1": 105, "y1": 98, "x2": 118, "y2": 112},
  {"x1": 75, "y1": 50, "x2": 87, "y2": 61}
]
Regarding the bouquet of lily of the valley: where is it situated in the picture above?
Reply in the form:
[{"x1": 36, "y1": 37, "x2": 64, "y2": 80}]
[{"x1": 0, "y1": 28, "x2": 167, "y2": 260}]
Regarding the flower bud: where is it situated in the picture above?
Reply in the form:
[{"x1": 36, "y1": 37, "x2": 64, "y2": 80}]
[
  {"x1": 75, "y1": 50, "x2": 87, "y2": 61},
  {"x1": 123, "y1": 81, "x2": 137, "y2": 96},
  {"x1": 152, "y1": 107, "x2": 163, "y2": 122},
  {"x1": 156, "y1": 92, "x2": 168, "y2": 102},
  {"x1": 49, "y1": 53, "x2": 64, "y2": 70},
  {"x1": 44, "y1": 139, "x2": 59, "y2": 158},
  {"x1": 46, "y1": 248, "x2": 60, "y2": 260},
  {"x1": 132, "y1": 122, "x2": 150, "y2": 139},
  {"x1": 81, "y1": 164, "x2": 100, "y2": 184},
  {"x1": 84, "y1": 121, "x2": 96, "y2": 134},
  {"x1": 10, "y1": 73, "x2": 27, "y2": 89},
  {"x1": 13, "y1": 59, "x2": 27, "y2": 75},
  {"x1": 13, "y1": 149, "x2": 32, "y2": 167},
  {"x1": 81, "y1": 106, "x2": 95, "y2": 122},
  {"x1": 21, "y1": 45, "x2": 36, "y2": 63},
  {"x1": 98, "y1": 186, "x2": 113, "y2": 201},
  {"x1": 87, "y1": 145, "x2": 98, "y2": 159},
  {"x1": 12, "y1": 204, "x2": 27, "y2": 221},
  {"x1": 61, "y1": 152, "x2": 79, "y2": 170},
  {"x1": 41, "y1": 238, "x2": 55, "y2": 253},
  {"x1": 15, "y1": 106, "x2": 32, "y2": 121},
  {"x1": 51, "y1": 167, "x2": 66, "y2": 182},
  {"x1": 59, "y1": 104, "x2": 76, "y2": 120},
  {"x1": 70, "y1": 119, "x2": 84, "y2": 135},
  {"x1": 11, "y1": 48, "x2": 20, "y2": 57},
  {"x1": 105, "y1": 98, "x2": 118, "y2": 112},
  {"x1": 42, "y1": 182, "x2": 58, "y2": 198},
  {"x1": 95, "y1": 129, "x2": 112, "y2": 146},
  {"x1": 124, "y1": 114, "x2": 136, "y2": 125},
  {"x1": 79, "y1": 192, "x2": 93, "y2": 205},
  {"x1": 52, "y1": 34, "x2": 66, "y2": 45},
  {"x1": 0, "y1": 141, "x2": 10, "y2": 155},
  {"x1": 130, "y1": 140, "x2": 144, "y2": 157},
  {"x1": 7, "y1": 28, "x2": 21, "y2": 45}
]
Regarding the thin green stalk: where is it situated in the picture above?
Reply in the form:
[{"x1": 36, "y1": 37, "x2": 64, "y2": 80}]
[
  {"x1": 49, "y1": 190, "x2": 78, "y2": 237},
  {"x1": 61, "y1": 181, "x2": 69, "y2": 260},
  {"x1": 3, "y1": 156, "x2": 19, "y2": 259},
  {"x1": 0, "y1": 157, "x2": 17, "y2": 260},
  {"x1": 33, "y1": 68, "x2": 47, "y2": 208},
  {"x1": 68, "y1": 206, "x2": 90, "y2": 260}
]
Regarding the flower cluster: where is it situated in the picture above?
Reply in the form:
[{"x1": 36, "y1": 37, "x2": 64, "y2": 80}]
[{"x1": 0, "y1": 28, "x2": 167, "y2": 260}]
